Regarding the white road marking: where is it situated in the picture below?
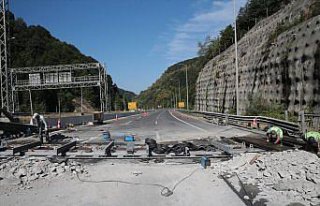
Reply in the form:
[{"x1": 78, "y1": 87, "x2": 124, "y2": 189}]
[
  {"x1": 124, "y1": 121, "x2": 132, "y2": 125},
  {"x1": 83, "y1": 136, "x2": 98, "y2": 143},
  {"x1": 169, "y1": 110, "x2": 208, "y2": 132},
  {"x1": 154, "y1": 110, "x2": 164, "y2": 125},
  {"x1": 104, "y1": 113, "x2": 140, "y2": 123},
  {"x1": 156, "y1": 131, "x2": 161, "y2": 141},
  {"x1": 176, "y1": 110, "x2": 218, "y2": 126}
]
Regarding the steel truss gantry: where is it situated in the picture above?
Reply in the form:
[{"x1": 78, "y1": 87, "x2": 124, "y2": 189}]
[
  {"x1": 11, "y1": 63, "x2": 109, "y2": 112},
  {"x1": 0, "y1": 0, "x2": 109, "y2": 112},
  {"x1": 0, "y1": 0, "x2": 11, "y2": 111}
]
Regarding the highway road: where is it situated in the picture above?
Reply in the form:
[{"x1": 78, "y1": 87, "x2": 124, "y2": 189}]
[
  {"x1": 66, "y1": 109, "x2": 251, "y2": 143},
  {"x1": 1, "y1": 109, "x2": 252, "y2": 206}
]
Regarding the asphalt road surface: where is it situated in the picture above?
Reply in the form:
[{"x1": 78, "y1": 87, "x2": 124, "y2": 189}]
[
  {"x1": 67, "y1": 109, "x2": 251, "y2": 143},
  {"x1": 1, "y1": 109, "x2": 253, "y2": 206}
]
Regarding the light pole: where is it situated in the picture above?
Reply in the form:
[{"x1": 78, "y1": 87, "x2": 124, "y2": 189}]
[
  {"x1": 29, "y1": 89, "x2": 33, "y2": 115},
  {"x1": 175, "y1": 88, "x2": 178, "y2": 109},
  {"x1": 178, "y1": 81, "x2": 181, "y2": 102},
  {"x1": 233, "y1": 0, "x2": 239, "y2": 115},
  {"x1": 185, "y1": 65, "x2": 189, "y2": 111},
  {"x1": 80, "y1": 87, "x2": 83, "y2": 114}
]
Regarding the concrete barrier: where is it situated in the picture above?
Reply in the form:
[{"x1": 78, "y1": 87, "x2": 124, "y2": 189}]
[{"x1": 46, "y1": 112, "x2": 139, "y2": 128}]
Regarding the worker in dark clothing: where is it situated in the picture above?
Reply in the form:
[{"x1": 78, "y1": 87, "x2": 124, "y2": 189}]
[
  {"x1": 266, "y1": 126, "x2": 283, "y2": 145},
  {"x1": 303, "y1": 131, "x2": 320, "y2": 155},
  {"x1": 30, "y1": 113, "x2": 48, "y2": 143}
]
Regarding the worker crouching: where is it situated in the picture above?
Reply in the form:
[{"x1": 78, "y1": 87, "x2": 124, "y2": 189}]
[
  {"x1": 303, "y1": 131, "x2": 320, "y2": 155},
  {"x1": 266, "y1": 126, "x2": 283, "y2": 145}
]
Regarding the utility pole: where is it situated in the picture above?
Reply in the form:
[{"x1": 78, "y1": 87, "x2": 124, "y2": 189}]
[
  {"x1": 173, "y1": 93, "x2": 175, "y2": 109},
  {"x1": 178, "y1": 81, "x2": 181, "y2": 102},
  {"x1": 299, "y1": 65, "x2": 304, "y2": 112},
  {"x1": 104, "y1": 63, "x2": 109, "y2": 112},
  {"x1": 29, "y1": 89, "x2": 33, "y2": 115},
  {"x1": 58, "y1": 96, "x2": 61, "y2": 119},
  {"x1": 233, "y1": 0, "x2": 239, "y2": 115},
  {"x1": 185, "y1": 65, "x2": 189, "y2": 111},
  {"x1": 80, "y1": 87, "x2": 83, "y2": 114},
  {"x1": 174, "y1": 88, "x2": 177, "y2": 108}
]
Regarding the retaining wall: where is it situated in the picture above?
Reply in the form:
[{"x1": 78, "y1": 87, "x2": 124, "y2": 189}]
[{"x1": 195, "y1": 0, "x2": 320, "y2": 114}]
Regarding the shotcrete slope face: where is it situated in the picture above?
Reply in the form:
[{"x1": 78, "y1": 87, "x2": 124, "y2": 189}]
[{"x1": 195, "y1": 0, "x2": 320, "y2": 114}]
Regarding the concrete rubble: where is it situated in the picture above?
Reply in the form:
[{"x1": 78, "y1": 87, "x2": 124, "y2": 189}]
[
  {"x1": 213, "y1": 150, "x2": 320, "y2": 206},
  {"x1": 0, "y1": 157, "x2": 88, "y2": 190}
]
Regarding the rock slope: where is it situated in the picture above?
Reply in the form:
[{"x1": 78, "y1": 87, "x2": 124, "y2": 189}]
[{"x1": 195, "y1": 0, "x2": 320, "y2": 114}]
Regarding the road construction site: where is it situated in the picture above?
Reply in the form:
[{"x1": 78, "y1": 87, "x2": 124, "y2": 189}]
[{"x1": 0, "y1": 109, "x2": 319, "y2": 206}]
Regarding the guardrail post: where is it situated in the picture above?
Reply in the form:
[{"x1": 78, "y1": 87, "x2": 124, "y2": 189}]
[
  {"x1": 225, "y1": 113, "x2": 229, "y2": 125},
  {"x1": 299, "y1": 111, "x2": 306, "y2": 133},
  {"x1": 285, "y1": 110, "x2": 289, "y2": 121}
]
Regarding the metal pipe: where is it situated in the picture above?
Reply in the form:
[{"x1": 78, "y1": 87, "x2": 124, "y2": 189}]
[
  {"x1": 80, "y1": 87, "x2": 83, "y2": 114},
  {"x1": 29, "y1": 89, "x2": 33, "y2": 115},
  {"x1": 185, "y1": 65, "x2": 189, "y2": 111},
  {"x1": 233, "y1": 0, "x2": 239, "y2": 115}
]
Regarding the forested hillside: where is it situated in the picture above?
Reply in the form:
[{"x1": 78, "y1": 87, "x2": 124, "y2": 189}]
[
  {"x1": 138, "y1": 57, "x2": 207, "y2": 109},
  {"x1": 8, "y1": 13, "x2": 133, "y2": 112},
  {"x1": 138, "y1": 0, "x2": 300, "y2": 109}
]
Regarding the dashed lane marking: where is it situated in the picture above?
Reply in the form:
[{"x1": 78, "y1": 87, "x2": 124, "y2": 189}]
[
  {"x1": 124, "y1": 121, "x2": 132, "y2": 125},
  {"x1": 154, "y1": 110, "x2": 165, "y2": 125}
]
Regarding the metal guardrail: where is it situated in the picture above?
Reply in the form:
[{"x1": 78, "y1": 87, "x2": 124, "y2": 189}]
[
  {"x1": 305, "y1": 113, "x2": 320, "y2": 117},
  {"x1": 190, "y1": 110, "x2": 301, "y2": 134},
  {"x1": 46, "y1": 111, "x2": 139, "y2": 128},
  {"x1": 304, "y1": 113, "x2": 320, "y2": 130}
]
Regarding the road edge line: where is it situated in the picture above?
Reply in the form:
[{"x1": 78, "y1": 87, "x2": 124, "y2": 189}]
[{"x1": 169, "y1": 110, "x2": 207, "y2": 132}]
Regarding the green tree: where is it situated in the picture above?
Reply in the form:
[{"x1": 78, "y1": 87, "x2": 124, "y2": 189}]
[{"x1": 8, "y1": 13, "x2": 133, "y2": 113}]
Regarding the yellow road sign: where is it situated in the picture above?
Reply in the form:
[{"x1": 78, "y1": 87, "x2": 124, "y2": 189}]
[
  {"x1": 128, "y1": 102, "x2": 137, "y2": 110},
  {"x1": 178, "y1": 102, "x2": 185, "y2": 108}
]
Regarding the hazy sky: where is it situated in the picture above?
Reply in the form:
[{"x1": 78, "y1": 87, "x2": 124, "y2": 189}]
[{"x1": 11, "y1": 0, "x2": 246, "y2": 94}]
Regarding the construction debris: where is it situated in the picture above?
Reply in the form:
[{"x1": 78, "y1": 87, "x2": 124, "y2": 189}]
[
  {"x1": 213, "y1": 150, "x2": 320, "y2": 206},
  {"x1": 0, "y1": 157, "x2": 88, "y2": 190},
  {"x1": 145, "y1": 138, "x2": 216, "y2": 155}
]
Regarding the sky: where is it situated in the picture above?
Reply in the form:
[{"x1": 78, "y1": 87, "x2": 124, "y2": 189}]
[{"x1": 11, "y1": 0, "x2": 246, "y2": 94}]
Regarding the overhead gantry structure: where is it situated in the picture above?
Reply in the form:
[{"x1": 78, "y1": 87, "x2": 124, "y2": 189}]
[
  {"x1": 11, "y1": 63, "x2": 109, "y2": 112},
  {"x1": 0, "y1": 0, "x2": 10, "y2": 111},
  {"x1": 0, "y1": 0, "x2": 109, "y2": 113}
]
